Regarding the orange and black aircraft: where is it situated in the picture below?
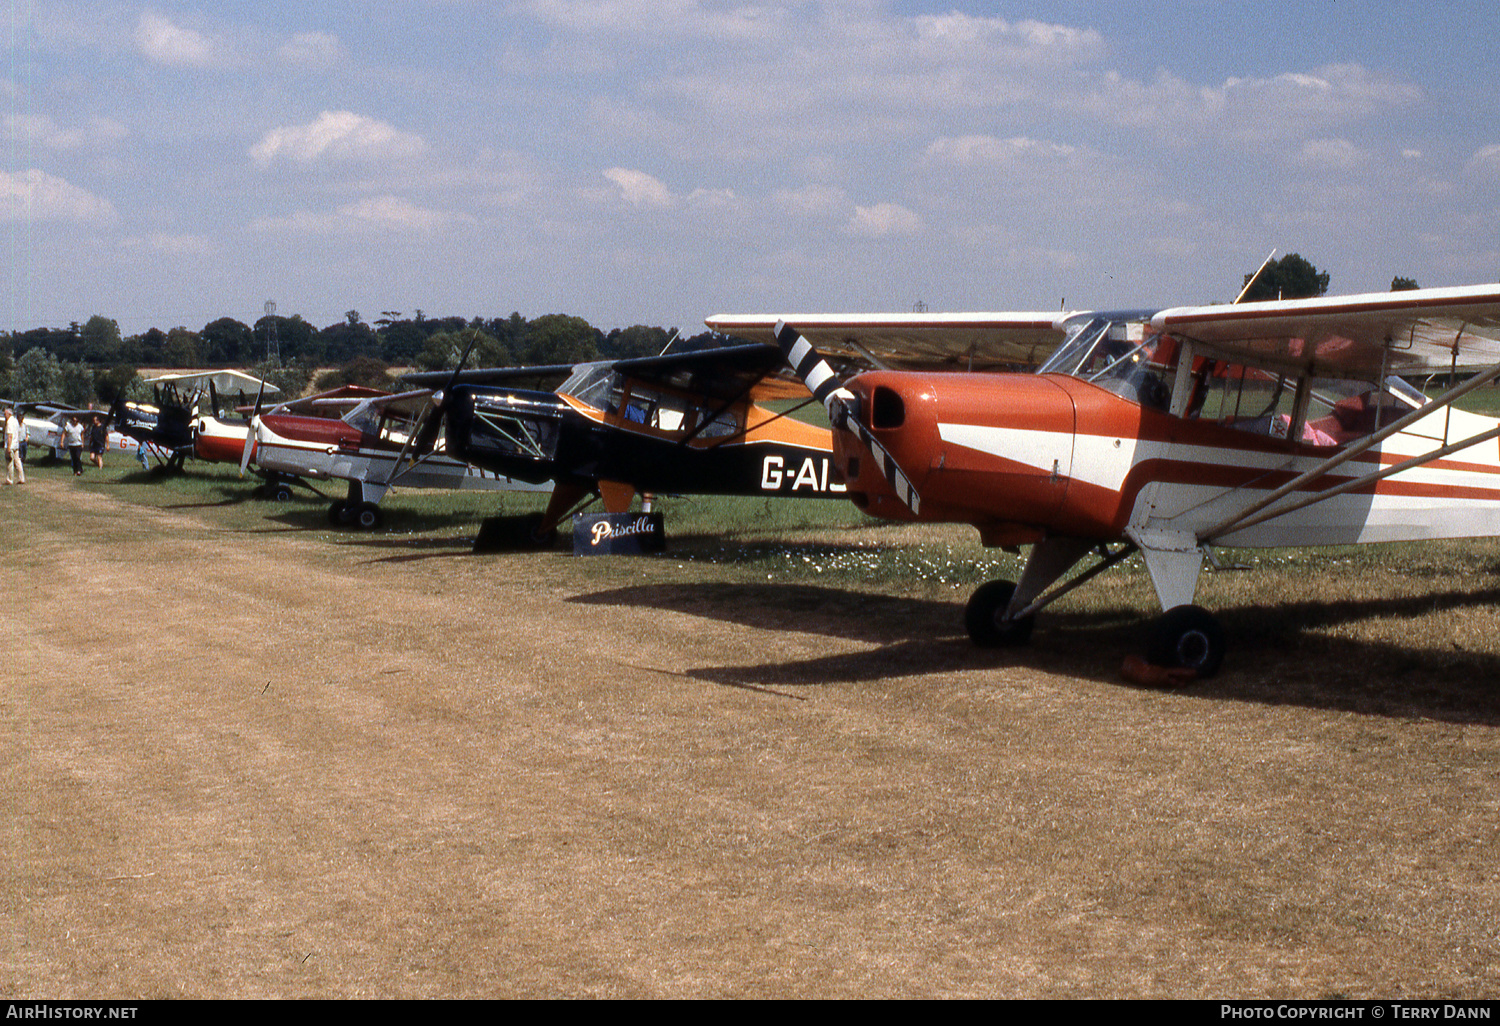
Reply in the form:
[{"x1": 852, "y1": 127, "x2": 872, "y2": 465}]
[{"x1": 401, "y1": 343, "x2": 840, "y2": 543}]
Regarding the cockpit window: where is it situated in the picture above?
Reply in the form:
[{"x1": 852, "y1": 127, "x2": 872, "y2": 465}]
[
  {"x1": 1041, "y1": 317, "x2": 1172, "y2": 410},
  {"x1": 560, "y1": 363, "x2": 622, "y2": 411}
]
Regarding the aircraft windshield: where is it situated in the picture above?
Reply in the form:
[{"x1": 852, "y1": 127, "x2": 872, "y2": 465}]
[{"x1": 1040, "y1": 316, "x2": 1173, "y2": 409}]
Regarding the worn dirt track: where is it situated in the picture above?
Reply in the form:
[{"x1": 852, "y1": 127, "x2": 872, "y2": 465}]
[{"x1": 3, "y1": 476, "x2": 1498, "y2": 998}]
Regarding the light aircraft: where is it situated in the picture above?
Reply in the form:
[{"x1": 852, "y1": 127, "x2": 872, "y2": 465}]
[
  {"x1": 243, "y1": 387, "x2": 551, "y2": 529},
  {"x1": 14, "y1": 401, "x2": 173, "y2": 464},
  {"x1": 708, "y1": 281, "x2": 1500, "y2": 678},
  {"x1": 112, "y1": 370, "x2": 282, "y2": 470},
  {"x1": 400, "y1": 343, "x2": 841, "y2": 545}
]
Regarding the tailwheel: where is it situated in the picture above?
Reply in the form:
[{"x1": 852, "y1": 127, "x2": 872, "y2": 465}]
[
  {"x1": 964, "y1": 579, "x2": 1035, "y2": 647},
  {"x1": 1146, "y1": 604, "x2": 1225, "y2": 679},
  {"x1": 352, "y1": 502, "x2": 383, "y2": 530}
]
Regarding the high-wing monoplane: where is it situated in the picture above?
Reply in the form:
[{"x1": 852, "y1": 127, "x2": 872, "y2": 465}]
[
  {"x1": 708, "y1": 282, "x2": 1500, "y2": 677},
  {"x1": 400, "y1": 344, "x2": 840, "y2": 544},
  {"x1": 245, "y1": 387, "x2": 550, "y2": 528},
  {"x1": 14, "y1": 401, "x2": 170, "y2": 463}
]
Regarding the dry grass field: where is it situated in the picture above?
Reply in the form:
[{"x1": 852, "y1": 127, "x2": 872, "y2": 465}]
[{"x1": 3, "y1": 459, "x2": 1499, "y2": 998}]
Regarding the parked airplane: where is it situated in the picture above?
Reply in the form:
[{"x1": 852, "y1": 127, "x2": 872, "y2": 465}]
[
  {"x1": 400, "y1": 344, "x2": 840, "y2": 544},
  {"x1": 708, "y1": 282, "x2": 1500, "y2": 677},
  {"x1": 15, "y1": 401, "x2": 172, "y2": 464},
  {"x1": 112, "y1": 370, "x2": 281, "y2": 470},
  {"x1": 243, "y1": 387, "x2": 550, "y2": 529}
]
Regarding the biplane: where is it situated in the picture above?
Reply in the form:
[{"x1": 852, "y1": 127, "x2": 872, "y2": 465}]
[
  {"x1": 111, "y1": 369, "x2": 282, "y2": 470},
  {"x1": 243, "y1": 387, "x2": 550, "y2": 528},
  {"x1": 399, "y1": 344, "x2": 840, "y2": 544},
  {"x1": 708, "y1": 281, "x2": 1500, "y2": 677}
]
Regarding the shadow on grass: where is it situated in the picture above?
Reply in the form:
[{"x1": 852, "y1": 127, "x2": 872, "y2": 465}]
[{"x1": 570, "y1": 580, "x2": 1500, "y2": 725}]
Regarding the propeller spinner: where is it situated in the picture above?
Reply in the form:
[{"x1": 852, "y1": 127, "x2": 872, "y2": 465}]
[{"x1": 772, "y1": 320, "x2": 921, "y2": 515}]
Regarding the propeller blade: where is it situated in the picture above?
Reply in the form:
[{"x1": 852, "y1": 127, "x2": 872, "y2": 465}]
[
  {"x1": 773, "y1": 320, "x2": 921, "y2": 515},
  {"x1": 239, "y1": 380, "x2": 266, "y2": 477},
  {"x1": 413, "y1": 329, "x2": 484, "y2": 457}
]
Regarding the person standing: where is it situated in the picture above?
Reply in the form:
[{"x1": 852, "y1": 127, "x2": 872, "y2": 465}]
[
  {"x1": 63, "y1": 415, "x2": 85, "y2": 476},
  {"x1": 4, "y1": 407, "x2": 23, "y2": 485},
  {"x1": 88, "y1": 414, "x2": 107, "y2": 469}
]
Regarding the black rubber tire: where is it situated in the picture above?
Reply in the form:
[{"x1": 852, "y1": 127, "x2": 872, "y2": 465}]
[
  {"x1": 328, "y1": 501, "x2": 349, "y2": 525},
  {"x1": 353, "y1": 502, "x2": 382, "y2": 530},
  {"x1": 1146, "y1": 604, "x2": 1226, "y2": 678},
  {"x1": 964, "y1": 580, "x2": 1035, "y2": 647}
]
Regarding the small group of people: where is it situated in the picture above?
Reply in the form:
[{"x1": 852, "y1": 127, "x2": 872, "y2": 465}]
[{"x1": 3, "y1": 406, "x2": 112, "y2": 484}]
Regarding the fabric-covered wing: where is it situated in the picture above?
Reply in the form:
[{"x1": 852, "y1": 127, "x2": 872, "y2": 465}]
[
  {"x1": 146, "y1": 369, "x2": 282, "y2": 395},
  {"x1": 610, "y1": 343, "x2": 788, "y2": 403},
  {"x1": 705, "y1": 312, "x2": 1070, "y2": 371},
  {"x1": 400, "y1": 364, "x2": 579, "y2": 388},
  {"x1": 1152, "y1": 284, "x2": 1500, "y2": 378}
]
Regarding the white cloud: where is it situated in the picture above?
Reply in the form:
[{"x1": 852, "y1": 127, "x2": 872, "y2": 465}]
[
  {"x1": 134, "y1": 11, "x2": 217, "y2": 68},
  {"x1": 278, "y1": 32, "x2": 346, "y2": 69},
  {"x1": 0, "y1": 169, "x2": 116, "y2": 223},
  {"x1": 602, "y1": 167, "x2": 673, "y2": 207},
  {"x1": 846, "y1": 202, "x2": 922, "y2": 238},
  {"x1": 924, "y1": 135, "x2": 1077, "y2": 168},
  {"x1": 123, "y1": 233, "x2": 213, "y2": 256},
  {"x1": 1295, "y1": 138, "x2": 1367, "y2": 170},
  {"x1": 1468, "y1": 145, "x2": 1500, "y2": 178},
  {"x1": 251, "y1": 195, "x2": 455, "y2": 235},
  {"x1": 250, "y1": 112, "x2": 427, "y2": 167},
  {"x1": 5, "y1": 114, "x2": 127, "y2": 151}
]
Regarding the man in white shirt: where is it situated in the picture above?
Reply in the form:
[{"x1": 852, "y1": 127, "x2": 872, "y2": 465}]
[{"x1": 4, "y1": 407, "x2": 24, "y2": 485}]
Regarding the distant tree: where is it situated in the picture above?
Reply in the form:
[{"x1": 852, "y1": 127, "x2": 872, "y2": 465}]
[
  {"x1": 416, "y1": 329, "x2": 508, "y2": 372},
  {"x1": 57, "y1": 360, "x2": 94, "y2": 408},
  {"x1": 200, "y1": 317, "x2": 255, "y2": 364},
  {"x1": 378, "y1": 318, "x2": 428, "y2": 365},
  {"x1": 94, "y1": 365, "x2": 139, "y2": 406},
  {"x1": 602, "y1": 325, "x2": 674, "y2": 360},
  {"x1": 163, "y1": 327, "x2": 201, "y2": 368},
  {"x1": 13, "y1": 348, "x2": 62, "y2": 400},
  {"x1": 80, "y1": 315, "x2": 122, "y2": 362},
  {"x1": 518, "y1": 314, "x2": 600, "y2": 365},
  {"x1": 320, "y1": 315, "x2": 378, "y2": 364},
  {"x1": 250, "y1": 359, "x2": 312, "y2": 398},
  {"x1": 313, "y1": 356, "x2": 394, "y2": 392},
  {"x1": 1391, "y1": 276, "x2": 1420, "y2": 291},
  {"x1": 1241, "y1": 253, "x2": 1330, "y2": 302}
]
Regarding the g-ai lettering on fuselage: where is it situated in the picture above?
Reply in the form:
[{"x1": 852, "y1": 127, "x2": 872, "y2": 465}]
[{"x1": 760, "y1": 454, "x2": 846, "y2": 495}]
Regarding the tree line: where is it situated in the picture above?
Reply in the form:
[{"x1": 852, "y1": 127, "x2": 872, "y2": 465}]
[{"x1": 0, "y1": 310, "x2": 721, "y2": 409}]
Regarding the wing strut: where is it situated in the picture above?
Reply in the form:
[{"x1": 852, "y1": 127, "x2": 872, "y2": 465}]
[{"x1": 1200, "y1": 359, "x2": 1500, "y2": 543}]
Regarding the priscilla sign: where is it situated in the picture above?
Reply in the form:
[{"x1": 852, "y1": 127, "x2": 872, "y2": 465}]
[{"x1": 572, "y1": 512, "x2": 666, "y2": 555}]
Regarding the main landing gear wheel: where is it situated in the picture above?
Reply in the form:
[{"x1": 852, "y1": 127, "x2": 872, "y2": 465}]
[
  {"x1": 328, "y1": 500, "x2": 348, "y2": 525},
  {"x1": 964, "y1": 580, "x2": 1035, "y2": 647},
  {"x1": 1146, "y1": 604, "x2": 1225, "y2": 679},
  {"x1": 352, "y1": 502, "x2": 382, "y2": 530}
]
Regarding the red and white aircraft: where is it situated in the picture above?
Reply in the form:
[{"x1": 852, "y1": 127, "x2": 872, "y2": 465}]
[
  {"x1": 245, "y1": 388, "x2": 549, "y2": 528},
  {"x1": 708, "y1": 281, "x2": 1500, "y2": 677}
]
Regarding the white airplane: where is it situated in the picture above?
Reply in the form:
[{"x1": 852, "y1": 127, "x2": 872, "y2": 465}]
[
  {"x1": 708, "y1": 279, "x2": 1500, "y2": 678},
  {"x1": 15, "y1": 401, "x2": 172, "y2": 464},
  {"x1": 244, "y1": 388, "x2": 550, "y2": 528}
]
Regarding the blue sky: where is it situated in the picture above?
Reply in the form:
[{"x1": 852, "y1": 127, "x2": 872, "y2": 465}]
[{"x1": 5, "y1": 1, "x2": 1498, "y2": 339}]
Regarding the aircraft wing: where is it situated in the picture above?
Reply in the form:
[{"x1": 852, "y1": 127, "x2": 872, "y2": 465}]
[
  {"x1": 400, "y1": 364, "x2": 579, "y2": 388},
  {"x1": 705, "y1": 312, "x2": 1070, "y2": 371},
  {"x1": 605, "y1": 343, "x2": 792, "y2": 403},
  {"x1": 146, "y1": 369, "x2": 282, "y2": 395},
  {"x1": 310, "y1": 388, "x2": 434, "y2": 419},
  {"x1": 262, "y1": 384, "x2": 389, "y2": 415},
  {"x1": 1153, "y1": 283, "x2": 1500, "y2": 378}
]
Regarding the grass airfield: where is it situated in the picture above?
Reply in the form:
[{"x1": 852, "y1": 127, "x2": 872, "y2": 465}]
[{"x1": 3, "y1": 455, "x2": 1499, "y2": 998}]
